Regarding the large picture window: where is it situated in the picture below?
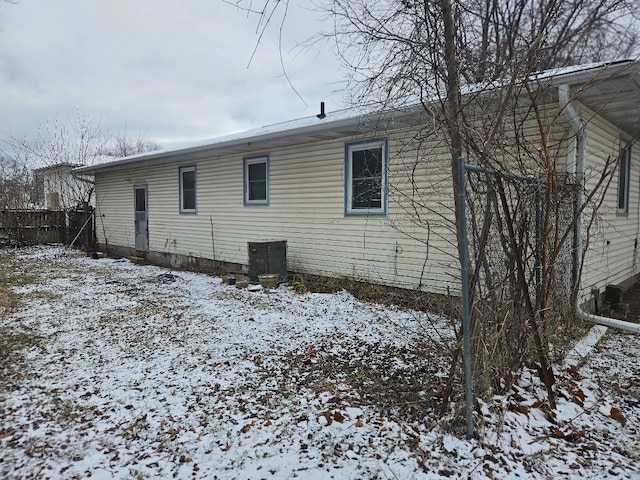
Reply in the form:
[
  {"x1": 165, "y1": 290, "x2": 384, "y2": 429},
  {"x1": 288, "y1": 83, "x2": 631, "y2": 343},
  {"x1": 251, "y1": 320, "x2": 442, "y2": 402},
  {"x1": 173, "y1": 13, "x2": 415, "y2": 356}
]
[
  {"x1": 179, "y1": 166, "x2": 197, "y2": 213},
  {"x1": 244, "y1": 155, "x2": 269, "y2": 205},
  {"x1": 618, "y1": 140, "x2": 632, "y2": 215},
  {"x1": 345, "y1": 139, "x2": 387, "y2": 215}
]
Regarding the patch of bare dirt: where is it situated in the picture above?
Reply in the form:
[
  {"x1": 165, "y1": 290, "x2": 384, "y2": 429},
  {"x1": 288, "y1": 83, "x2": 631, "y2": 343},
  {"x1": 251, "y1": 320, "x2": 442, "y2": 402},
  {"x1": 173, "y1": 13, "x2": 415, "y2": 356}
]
[{"x1": 289, "y1": 271, "x2": 458, "y2": 317}]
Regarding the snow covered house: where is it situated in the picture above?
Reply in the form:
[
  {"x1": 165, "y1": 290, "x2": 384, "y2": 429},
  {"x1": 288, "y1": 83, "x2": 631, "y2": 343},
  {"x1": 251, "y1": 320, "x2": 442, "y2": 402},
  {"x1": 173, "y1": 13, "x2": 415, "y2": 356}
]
[{"x1": 76, "y1": 60, "x2": 640, "y2": 305}]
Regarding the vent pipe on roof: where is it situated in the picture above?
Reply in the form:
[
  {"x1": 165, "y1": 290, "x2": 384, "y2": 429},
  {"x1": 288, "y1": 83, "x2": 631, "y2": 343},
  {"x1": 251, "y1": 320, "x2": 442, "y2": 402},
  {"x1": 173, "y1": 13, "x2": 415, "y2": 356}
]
[{"x1": 317, "y1": 102, "x2": 326, "y2": 119}]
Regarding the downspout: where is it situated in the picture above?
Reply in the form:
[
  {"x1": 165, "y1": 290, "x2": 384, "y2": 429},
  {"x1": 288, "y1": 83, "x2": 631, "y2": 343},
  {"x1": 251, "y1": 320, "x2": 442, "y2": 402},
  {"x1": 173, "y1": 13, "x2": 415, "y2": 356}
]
[
  {"x1": 559, "y1": 84, "x2": 640, "y2": 334},
  {"x1": 558, "y1": 83, "x2": 585, "y2": 290}
]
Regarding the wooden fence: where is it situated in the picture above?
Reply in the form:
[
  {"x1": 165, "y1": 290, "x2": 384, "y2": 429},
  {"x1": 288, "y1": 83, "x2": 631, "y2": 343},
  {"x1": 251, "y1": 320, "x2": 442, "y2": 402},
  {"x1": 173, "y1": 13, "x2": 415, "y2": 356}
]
[{"x1": 0, "y1": 208, "x2": 95, "y2": 248}]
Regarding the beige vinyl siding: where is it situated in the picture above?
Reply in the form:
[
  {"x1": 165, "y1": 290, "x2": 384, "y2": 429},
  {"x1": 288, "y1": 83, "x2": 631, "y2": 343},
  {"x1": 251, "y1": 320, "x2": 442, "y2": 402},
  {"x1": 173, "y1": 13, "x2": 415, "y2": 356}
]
[
  {"x1": 95, "y1": 100, "x2": 635, "y2": 298},
  {"x1": 578, "y1": 103, "x2": 640, "y2": 301},
  {"x1": 94, "y1": 128, "x2": 461, "y2": 294},
  {"x1": 95, "y1": 172, "x2": 136, "y2": 249}
]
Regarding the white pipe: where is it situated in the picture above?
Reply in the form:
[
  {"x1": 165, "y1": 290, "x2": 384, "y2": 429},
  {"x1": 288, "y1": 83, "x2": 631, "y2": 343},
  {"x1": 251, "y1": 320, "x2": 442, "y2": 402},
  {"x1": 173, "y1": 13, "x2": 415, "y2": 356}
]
[
  {"x1": 558, "y1": 84, "x2": 585, "y2": 288},
  {"x1": 577, "y1": 308, "x2": 640, "y2": 333},
  {"x1": 558, "y1": 84, "x2": 582, "y2": 132},
  {"x1": 559, "y1": 84, "x2": 640, "y2": 334}
]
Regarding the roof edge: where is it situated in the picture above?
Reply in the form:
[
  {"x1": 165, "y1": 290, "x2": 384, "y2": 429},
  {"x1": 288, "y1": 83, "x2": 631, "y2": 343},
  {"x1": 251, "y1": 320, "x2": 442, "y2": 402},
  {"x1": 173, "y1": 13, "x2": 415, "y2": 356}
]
[
  {"x1": 76, "y1": 59, "x2": 640, "y2": 175},
  {"x1": 75, "y1": 109, "x2": 376, "y2": 175}
]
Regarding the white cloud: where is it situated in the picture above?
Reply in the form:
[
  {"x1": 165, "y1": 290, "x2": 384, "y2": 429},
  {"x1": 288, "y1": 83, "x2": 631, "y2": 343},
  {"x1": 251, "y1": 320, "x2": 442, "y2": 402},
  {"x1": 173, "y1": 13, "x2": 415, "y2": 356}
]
[{"x1": 0, "y1": 0, "x2": 345, "y2": 153}]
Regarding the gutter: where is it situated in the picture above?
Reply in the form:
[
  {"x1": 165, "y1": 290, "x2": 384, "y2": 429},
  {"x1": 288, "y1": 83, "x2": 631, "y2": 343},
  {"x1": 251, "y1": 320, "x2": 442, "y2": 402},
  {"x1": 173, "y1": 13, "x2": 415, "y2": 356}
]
[{"x1": 559, "y1": 84, "x2": 640, "y2": 334}]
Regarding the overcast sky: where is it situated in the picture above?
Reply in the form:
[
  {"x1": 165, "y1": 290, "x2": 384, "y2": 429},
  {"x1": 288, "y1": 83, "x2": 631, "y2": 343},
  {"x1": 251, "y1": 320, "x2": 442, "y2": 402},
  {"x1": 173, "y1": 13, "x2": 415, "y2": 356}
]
[{"x1": 0, "y1": 0, "x2": 346, "y2": 153}]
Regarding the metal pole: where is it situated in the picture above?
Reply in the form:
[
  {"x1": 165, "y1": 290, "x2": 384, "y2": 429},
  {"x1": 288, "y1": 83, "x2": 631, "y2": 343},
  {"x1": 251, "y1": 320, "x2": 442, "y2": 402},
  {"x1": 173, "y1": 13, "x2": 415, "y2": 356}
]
[
  {"x1": 464, "y1": 163, "x2": 537, "y2": 183},
  {"x1": 457, "y1": 156, "x2": 474, "y2": 439},
  {"x1": 534, "y1": 183, "x2": 542, "y2": 296},
  {"x1": 69, "y1": 211, "x2": 94, "y2": 248}
]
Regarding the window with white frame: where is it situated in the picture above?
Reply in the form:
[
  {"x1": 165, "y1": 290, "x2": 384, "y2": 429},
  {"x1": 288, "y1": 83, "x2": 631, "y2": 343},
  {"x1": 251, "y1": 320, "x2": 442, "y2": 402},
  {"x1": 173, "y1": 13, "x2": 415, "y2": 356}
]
[
  {"x1": 244, "y1": 155, "x2": 269, "y2": 205},
  {"x1": 618, "y1": 140, "x2": 632, "y2": 215},
  {"x1": 345, "y1": 138, "x2": 387, "y2": 215},
  {"x1": 179, "y1": 166, "x2": 197, "y2": 213}
]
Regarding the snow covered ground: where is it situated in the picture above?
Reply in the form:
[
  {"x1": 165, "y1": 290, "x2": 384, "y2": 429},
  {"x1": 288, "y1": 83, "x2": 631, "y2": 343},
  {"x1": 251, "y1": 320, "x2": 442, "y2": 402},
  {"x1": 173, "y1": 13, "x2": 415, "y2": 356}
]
[{"x1": 0, "y1": 246, "x2": 639, "y2": 479}]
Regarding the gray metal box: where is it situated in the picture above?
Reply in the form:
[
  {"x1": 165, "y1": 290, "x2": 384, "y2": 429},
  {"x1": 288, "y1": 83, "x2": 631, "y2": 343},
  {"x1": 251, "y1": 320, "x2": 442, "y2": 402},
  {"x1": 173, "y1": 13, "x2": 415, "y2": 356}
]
[{"x1": 248, "y1": 240, "x2": 287, "y2": 282}]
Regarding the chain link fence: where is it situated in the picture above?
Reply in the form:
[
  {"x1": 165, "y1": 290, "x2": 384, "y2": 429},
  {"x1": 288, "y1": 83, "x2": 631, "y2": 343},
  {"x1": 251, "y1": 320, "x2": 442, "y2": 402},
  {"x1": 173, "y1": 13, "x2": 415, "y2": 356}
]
[{"x1": 464, "y1": 166, "x2": 579, "y2": 394}]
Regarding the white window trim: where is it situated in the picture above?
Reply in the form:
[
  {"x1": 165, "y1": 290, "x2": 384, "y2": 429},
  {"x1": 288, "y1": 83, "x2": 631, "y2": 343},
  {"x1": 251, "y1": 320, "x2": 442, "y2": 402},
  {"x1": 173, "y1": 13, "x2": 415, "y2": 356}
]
[
  {"x1": 617, "y1": 139, "x2": 632, "y2": 216},
  {"x1": 179, "y1": 165, "x2": 197, "y2": 214},
  {"x1": 243, "y1": 155, "x2": 270, "y2": 206},
  {"x1": 344, "y1": 138, "x2": 387, "y2": 216}
]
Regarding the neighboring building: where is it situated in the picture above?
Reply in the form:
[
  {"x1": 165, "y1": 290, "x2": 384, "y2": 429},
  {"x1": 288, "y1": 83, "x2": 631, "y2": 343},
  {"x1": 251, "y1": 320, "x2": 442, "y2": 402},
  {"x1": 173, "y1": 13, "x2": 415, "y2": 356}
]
[
  {"x1": 76, "y1": 60, "x2": 640, "y2": 305},
  {"x1": 34, "y1": 163, "x2": 94, "y2": 210}
]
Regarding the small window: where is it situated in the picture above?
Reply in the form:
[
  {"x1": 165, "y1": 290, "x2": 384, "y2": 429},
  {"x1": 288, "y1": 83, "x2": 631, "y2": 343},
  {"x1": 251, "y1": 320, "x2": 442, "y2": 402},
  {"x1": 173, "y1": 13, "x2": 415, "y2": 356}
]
[
  {"x1": 244, "y1": 156, "x2": 269, "y2": 205},
  {"x1": 618, "y1": 141, "x2": 632, "y2": 215},
  {"x1": 345, "y1": 138, "x2": 387, "y2": 215},
  {"x1": 179, "y1": 166, "x2": 197, "y2": 213},
  {"x1": 135, "y1": 186, "x2": 146, "y2": 212}
]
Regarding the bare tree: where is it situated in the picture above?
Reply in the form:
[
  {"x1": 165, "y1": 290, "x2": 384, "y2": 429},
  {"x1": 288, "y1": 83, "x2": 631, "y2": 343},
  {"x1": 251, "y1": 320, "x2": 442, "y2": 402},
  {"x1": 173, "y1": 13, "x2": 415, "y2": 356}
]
[
  {"x1": 318, "y1": 0, "x2": 638, "y2": 103},
  {"x1": 101, "y1": 133, "x2": 160, "y2": 159},
  {"x1": 0, "y1": 154, "x2": 39, "y2": 209},
  {"x1": 463, "y1": 0, "x2": 639, "y2": 82},
  {"x1": 5, "y1": 111, "x2": 161, "y2": 210},
  {"x1": 5, "y1": 111, "x2": 109, "y2": 209},
  {"x1": 233, "y1": 0, "x2": 638, "y2": 418}
]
